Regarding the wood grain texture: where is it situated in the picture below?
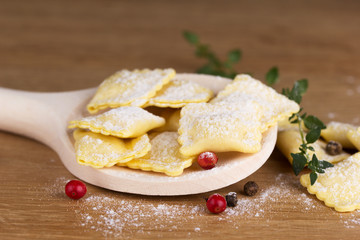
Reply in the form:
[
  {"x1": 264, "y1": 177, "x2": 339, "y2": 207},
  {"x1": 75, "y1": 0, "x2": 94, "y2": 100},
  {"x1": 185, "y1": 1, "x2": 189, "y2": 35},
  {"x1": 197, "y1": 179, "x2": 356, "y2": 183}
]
[{"x1": 1, "y1": 0, "x2": 360, "y2": 239}]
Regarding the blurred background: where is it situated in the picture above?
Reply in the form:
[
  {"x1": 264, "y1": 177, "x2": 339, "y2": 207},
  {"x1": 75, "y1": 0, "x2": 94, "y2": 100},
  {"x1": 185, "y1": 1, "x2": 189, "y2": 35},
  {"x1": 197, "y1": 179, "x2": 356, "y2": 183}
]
[
  {"x1": 1, "y1": 0, "x2": 360, "y2": 122},
  {"x1": 1, "y1": 2, "x2": 360, "y2": 238}
]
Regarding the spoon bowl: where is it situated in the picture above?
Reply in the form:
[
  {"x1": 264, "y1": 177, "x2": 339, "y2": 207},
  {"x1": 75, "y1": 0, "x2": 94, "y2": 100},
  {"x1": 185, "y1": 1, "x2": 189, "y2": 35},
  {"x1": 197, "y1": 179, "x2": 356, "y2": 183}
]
[{"x1": 0, "y1": 73, "x2": 277, "y2": 196}]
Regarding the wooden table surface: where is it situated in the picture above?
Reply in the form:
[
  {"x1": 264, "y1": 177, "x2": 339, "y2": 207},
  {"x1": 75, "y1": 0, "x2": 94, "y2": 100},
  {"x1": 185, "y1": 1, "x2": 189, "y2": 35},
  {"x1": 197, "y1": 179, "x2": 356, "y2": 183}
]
[{"x1": 1, "y1": 0, "x2": 360, "y2": 239}]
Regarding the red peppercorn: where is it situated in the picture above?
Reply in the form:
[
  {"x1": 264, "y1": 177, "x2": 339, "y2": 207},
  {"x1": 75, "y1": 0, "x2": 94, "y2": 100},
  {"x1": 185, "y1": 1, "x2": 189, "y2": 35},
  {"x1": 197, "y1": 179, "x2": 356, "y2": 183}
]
[
  {"x1": 206, "y1": 193, "x2": 227, "y2": 214},
  {"x1": 65, "y1": 180, "x2": 87, "y2": 199},
  {"x1": 197, "y1": 152, "x2": 218, "y2": 170}
]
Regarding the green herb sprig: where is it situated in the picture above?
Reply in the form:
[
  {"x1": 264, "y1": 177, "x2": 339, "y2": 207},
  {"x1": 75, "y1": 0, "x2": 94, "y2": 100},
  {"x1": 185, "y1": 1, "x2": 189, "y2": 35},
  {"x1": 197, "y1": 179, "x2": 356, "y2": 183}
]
[
  {"x1": 282, "y1": 80, "x2": 334, "y2": 185},
  {"x1": 183, "y1": 31, "x2": 330, "y2": 184},
  {"x1": 183, "y1": 31, "x2": 241, "y2": 78},
  {"x1": 265, "y1": 67, "x2": 279, "y2": 85},
  {"x1": 183, "y1": 30, "x2": 279, "y2": 85}
]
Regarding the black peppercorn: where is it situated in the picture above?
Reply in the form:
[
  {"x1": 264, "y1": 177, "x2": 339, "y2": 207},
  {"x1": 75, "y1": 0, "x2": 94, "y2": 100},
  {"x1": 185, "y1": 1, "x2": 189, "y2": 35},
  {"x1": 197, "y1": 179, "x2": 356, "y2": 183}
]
[
  {"x1": 325, "y1": 140, "x2": 342, "y2": 155},
  {"x1": 225, "y1": 192, "x2": 238, "y2": 207},
  {"x1": 244, "y1": 181, "x2": 258, "y2": 196}
]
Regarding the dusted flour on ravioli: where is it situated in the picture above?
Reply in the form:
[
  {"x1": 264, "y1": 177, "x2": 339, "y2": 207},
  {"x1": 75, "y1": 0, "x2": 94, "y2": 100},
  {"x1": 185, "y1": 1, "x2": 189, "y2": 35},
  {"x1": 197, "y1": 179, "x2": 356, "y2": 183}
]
[
  {"x1": 145, "y1": 79, "x2": 213, "y2": 108},
  {"x1": 118, "y1": 132, "x2": 194, "y2": 177},
  {"x1": 321, "y1": 121, "x2": 358, "y2": 149},
  {"x1": 347, "y1": 127, "x2": 360, "y2": 151},
  {"x1": 277, "y1": 130, "x2": 350, "y2": 164},
  {"x1": 300, "y1": 152, "x2": 360, "y2": 212},
  {"x1": 69, "y1": 107, "x2": 165, "y2": 138},
  {"x1": 178, "y1": 102, "x2": 263, "y2": 157},
  {"x1": 87, "y1": 68, "x2": 176, "y2": 113},
  {"x1": 73, "y1": 129, "x2": 151, "y2": 168},
  {"x1": 211, "y1": 74, "x2": 299, "y2": 132}
]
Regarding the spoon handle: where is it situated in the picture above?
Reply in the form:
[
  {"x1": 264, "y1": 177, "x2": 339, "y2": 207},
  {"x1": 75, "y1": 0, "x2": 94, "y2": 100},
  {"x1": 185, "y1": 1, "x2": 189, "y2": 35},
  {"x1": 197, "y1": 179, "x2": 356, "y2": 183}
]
[{"x1": 0, "y1": 87, "x2": 94, "y2": 148}]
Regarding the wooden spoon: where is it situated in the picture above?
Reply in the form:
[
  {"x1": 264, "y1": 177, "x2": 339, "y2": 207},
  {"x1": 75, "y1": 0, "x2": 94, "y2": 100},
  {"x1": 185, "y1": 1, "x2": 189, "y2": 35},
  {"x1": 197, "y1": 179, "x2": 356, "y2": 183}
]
[{"x1": 0, "y1": 73, "x2": 277, "y2": 196}]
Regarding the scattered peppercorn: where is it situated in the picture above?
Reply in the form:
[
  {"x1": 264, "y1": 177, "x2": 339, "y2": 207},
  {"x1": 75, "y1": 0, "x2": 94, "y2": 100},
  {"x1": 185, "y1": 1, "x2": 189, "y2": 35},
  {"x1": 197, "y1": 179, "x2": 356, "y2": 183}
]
[
  {"x1": 244, "y1": 181, "x2": 258, "y2": 196},
  {"x1": 225, "y1": 192, "x2": 238, "y2": 207},
  {"x1": 325, "y1": 140, "x2": 342, "y2": 155}
]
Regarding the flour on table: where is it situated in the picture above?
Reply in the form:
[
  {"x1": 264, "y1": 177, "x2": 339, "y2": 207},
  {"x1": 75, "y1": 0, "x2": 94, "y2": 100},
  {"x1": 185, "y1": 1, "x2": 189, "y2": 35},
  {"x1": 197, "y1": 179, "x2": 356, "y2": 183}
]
[
  {"x1": 41, "y1": 174, "x2": 359, "y2": 238},
  {"x1": 72, "y1": 174, "x2": 317, "y2": 237},
  {"x1": 327, "y1": 112, "x2": 336, "y2": 119}
]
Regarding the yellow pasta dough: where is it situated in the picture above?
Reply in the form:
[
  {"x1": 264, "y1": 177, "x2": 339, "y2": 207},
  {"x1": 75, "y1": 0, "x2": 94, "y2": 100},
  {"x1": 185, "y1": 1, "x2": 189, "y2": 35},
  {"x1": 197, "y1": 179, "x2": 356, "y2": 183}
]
[
  {"x1": 73, "y1": 129, "x2": 151, "y2": 168},
  {"x1": 144, "y1": 78, "x2": 213, "y2": 108},
  {"x1": 277, "y1": 118, "x2": 307, "y2": 132},
  {"x1": 347, "y1": 127, "x2": 360, "y2": 151},
  {"x1": 146, "y1": 107, "x2": 181, "y2": 132},
  {"x1": 211, "y1": 74, "x2": 300, "y2": 132},
  {"x1": 300, "y1": 152, "x2": 360, "y2": 212},
  {"x1": 69, "y1": 107, "x2": 165, "y2": 138},
  {"x1": 277, "y1": 118, "x2": 298, "y2": 132},
  {"x1": 178, "y1": 101, "x2": 263, "y2": 157},
  {"x1": 118, "y1": 132, "x2": 194, "y2": 177},
  {"x1": 87, "y1": 68, "x2": 176, "y2": 114},
  {"x1": 321, "y1": 121, "x2": 357, "y2": 149},
  {"x1": 277, "y1": 130, "x2": 350, "y2": 164}
]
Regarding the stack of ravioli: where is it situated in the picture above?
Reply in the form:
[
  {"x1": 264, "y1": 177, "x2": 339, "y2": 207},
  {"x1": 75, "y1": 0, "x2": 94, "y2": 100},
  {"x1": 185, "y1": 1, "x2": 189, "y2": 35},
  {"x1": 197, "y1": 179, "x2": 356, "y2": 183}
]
[
  {"x1": 277, "y1": 120, "x2": 360, "y2": 212},
  {"x1": 69, "y1": 68, "x2": 299, "y2": 177}
]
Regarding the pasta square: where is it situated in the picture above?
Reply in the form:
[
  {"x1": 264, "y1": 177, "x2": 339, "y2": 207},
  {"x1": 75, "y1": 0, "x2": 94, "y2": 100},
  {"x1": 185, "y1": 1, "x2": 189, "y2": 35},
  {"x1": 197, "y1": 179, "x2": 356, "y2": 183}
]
[
  {"x1": 73, "y1": 129, "x2": 151, "y2": 168},
  {"x1": 87, "y1": 68, "x2": 176, "y2": 113},
  {"x1": 300, "y1": 152, "x2": 360, "y2": 212},
  {"x1": 145, "y1": 78, "x2": 213, "y2": 108},
  {"x1": 69, "y1": 107, "x2": 165, "y2": 138},
  {"x1": 118, "y1": 132, "x2": 194, "y2": 177}
]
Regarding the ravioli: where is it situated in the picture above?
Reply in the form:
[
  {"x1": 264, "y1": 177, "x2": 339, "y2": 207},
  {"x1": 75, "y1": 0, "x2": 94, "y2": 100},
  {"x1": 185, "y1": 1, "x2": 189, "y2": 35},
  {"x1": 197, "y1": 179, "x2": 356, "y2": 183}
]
[
  {"x1": 321, "y1": 121, "x2": 357, "y2": 149},
  {"x1": 145, "y1": 78, "x2": 213, "y2": 108},
  {"x1": 69, "y1": 107, "x2": 165, "y2": 138},
  {"x1": 118, "y1": 132, "x2": 194, "y2": 177},
  {"x1": 178, "y1": 101, "x2": 263, "y2": 157},
  {"x1": 73, "y1": 129, "x2": 151, "y2": 168},
  {"x1": 277, "y1": 130, "x2": 350, "y2": 164},
  {"x1": 347, "y1": 127, "x2": 360, "y2": 151},
  {"x1": 300, "y1": 152, "x2": 360, "y2": 212},
  {"x1": 211, "y1": 74, "x2": 300, "y2": 132},
  {"x1": 87, "y1": 68, "x2": 176, "y2": 113}
]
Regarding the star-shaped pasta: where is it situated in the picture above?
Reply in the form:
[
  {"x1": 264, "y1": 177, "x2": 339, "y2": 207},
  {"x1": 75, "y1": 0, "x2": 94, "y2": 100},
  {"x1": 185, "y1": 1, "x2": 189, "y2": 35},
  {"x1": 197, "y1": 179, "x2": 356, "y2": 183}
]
[
  {"x1": 178, "y1": 101, "x2": 264, "y2": 157},
  {"x1": 211, "y1": 74, "x2": 300, "y2": 132}
]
